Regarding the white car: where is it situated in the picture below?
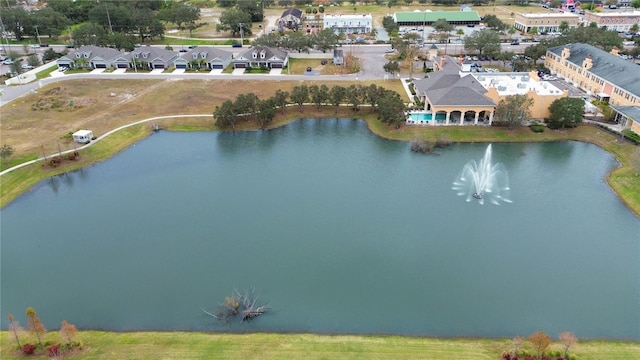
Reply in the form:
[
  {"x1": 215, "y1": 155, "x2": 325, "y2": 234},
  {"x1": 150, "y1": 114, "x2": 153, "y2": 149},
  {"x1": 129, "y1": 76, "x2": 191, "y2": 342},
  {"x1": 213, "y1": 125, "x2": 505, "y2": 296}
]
[
  {"x1": 385, "y1": 48, "x2": 395, "y2": 53},
  {"x1": 29, "y1": 44, "x2": 39, "y2": 49},
  {"x1": 21, "y1": 64, "x2": 33, "y2": 70},
  {"x1": 2, "y1": 59, "x2": 13, "y2": 65}
]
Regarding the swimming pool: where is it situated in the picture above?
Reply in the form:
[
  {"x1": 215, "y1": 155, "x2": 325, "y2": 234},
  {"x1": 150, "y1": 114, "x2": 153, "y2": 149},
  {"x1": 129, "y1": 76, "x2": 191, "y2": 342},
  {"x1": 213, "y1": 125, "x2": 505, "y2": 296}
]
[{"x1": 407, "y1": 112, "x2": 446, "y2": 124}]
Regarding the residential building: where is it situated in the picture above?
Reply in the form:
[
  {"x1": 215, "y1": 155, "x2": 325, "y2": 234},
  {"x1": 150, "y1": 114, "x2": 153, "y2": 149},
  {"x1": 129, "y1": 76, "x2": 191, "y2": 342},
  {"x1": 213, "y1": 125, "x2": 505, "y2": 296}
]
[
  {"x1": 233, "y1": 46, "x2": 288, "y2": 69},
  {"x1": 393, "y1": 10, "x2": 481, "y2": 27},
  {"x1": 545, "y1": 43, "x2": 640, "y2": 132},
  {"x1": 129, "y1": 47, "x2": 179, "y2": 69},
  {"x1": 323, "y1": 14, "x2": 372, "y2": 35},
  {"x1": 279, "y1": 8, "x2": 304, "y2": 31},
  {"x1": 513, "y1": 12, "x2": 580, "y2": 33},
  {"x1": 173, "y1": 47, "x2": 233, "y2": 70},
  {"x1": 581, "y1": 10, "x2": 640, "y2": 32},
  {"x1": 56, "y1": 45, "x2": 121, "y2": 69}
]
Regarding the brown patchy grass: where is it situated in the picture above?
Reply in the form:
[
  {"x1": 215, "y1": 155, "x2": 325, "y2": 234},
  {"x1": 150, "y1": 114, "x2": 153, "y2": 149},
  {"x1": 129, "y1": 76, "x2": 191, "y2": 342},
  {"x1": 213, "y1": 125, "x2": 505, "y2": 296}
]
[{"x1": 0, "y1": 78, "x2": 406, "y2": 160}]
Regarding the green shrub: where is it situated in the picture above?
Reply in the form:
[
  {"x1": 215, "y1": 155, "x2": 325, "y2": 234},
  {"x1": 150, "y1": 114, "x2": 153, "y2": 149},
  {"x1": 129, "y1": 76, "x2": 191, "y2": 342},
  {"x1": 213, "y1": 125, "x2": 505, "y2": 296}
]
[
  {"x1": 529, "y1": 123, "x2": 545, "y2": 133},
  {"x1": 622, "y1": 129, "x2": 640, "y2": 144}
]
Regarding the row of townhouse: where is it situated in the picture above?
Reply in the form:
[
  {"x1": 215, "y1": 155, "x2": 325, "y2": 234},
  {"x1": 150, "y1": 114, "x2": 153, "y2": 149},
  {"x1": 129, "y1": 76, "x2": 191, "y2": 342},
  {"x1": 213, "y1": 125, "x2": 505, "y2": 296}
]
[
  {"x1": 56, "y1": 45, "x2": 289, "y2": 71},
  {"x1": 545, "y1": 43, "x2": 640, "y2": 133}
]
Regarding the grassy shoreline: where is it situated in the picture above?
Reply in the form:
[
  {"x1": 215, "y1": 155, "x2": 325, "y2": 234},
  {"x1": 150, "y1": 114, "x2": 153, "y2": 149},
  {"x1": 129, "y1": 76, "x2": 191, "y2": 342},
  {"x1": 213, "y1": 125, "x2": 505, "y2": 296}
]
[
  {"x1": 1, "y1": 331, "x2": 639, "y2": 360},
  {"x1": 1, "y1": 109, "x2": 639, "y2": 216}
]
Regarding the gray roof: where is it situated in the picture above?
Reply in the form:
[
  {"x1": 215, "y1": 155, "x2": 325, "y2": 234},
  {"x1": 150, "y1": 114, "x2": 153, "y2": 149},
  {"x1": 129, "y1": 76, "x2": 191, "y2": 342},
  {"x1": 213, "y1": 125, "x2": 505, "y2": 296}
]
[
  {"x1": 611, "y1": 105, "x2": 640, "y2": 123},
  {"x1": 131, "y1": 47, "x2": 178, "y2": 62},
  {"x1": 180, "y1": 47, "x2": 232, "y2": 62},
  {"x1": 281, "y1": 8, "x2": 303, "y2": 19},
  {"x1": 237, "y1": 46, "x2": 288, "y2": 61},
  {"x1": 547, "y1": 43, "x2": 640, "y2": 98},
  {"x1": 66, "y1": 45, "x2": 122, "y2": 61},
  {"x1": 414, "y1": 68, "x2": 495, "y2": 107}
]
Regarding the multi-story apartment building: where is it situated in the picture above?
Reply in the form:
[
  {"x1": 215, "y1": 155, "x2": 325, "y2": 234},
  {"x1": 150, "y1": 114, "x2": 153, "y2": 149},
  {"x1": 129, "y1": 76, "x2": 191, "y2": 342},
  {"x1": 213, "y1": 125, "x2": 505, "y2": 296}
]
[
  {"x1": 582, "y1": 10, "x2": 640, "y2": 32},
  {"x1": 513, "y1": 12, "x2": 580, "y2": 33},
  {"x1": 545, "y1": 43, "x2": 640, "y2": 132},
  {"x1": 323, "y1": 14, "x2": 372, "y2": 35}
]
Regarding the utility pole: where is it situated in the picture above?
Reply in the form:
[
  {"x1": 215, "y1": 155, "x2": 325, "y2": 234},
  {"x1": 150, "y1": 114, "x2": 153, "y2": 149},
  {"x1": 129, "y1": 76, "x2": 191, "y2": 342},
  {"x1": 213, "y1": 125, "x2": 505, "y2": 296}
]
[
  {"x1": 105, "y1": 4, "x2": 113, "y2": 34},
  {"x1": 0, "y1": 13, "x2": 8, "y2": 55},
  {"x1": 239, "y1": 22, "x2": 244, "y2": 45},
  {"x1": 33, "y1": 25, "x2": 41, "y2": 45}
]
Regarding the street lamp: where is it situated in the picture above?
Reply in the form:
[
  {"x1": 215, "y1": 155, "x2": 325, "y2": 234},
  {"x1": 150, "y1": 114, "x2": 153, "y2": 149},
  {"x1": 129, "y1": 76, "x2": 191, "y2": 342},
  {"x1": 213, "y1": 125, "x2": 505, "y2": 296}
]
[{"x1": 239, "y1": 22, "x2": 244, "y2": 45}]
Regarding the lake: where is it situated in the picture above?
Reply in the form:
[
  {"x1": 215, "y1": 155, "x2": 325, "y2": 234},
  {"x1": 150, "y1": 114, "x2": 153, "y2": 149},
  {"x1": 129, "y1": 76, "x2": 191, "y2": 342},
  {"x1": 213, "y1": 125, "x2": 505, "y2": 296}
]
[{"x1": 2, "y1": 119, "x2": 639, "y2": 339}]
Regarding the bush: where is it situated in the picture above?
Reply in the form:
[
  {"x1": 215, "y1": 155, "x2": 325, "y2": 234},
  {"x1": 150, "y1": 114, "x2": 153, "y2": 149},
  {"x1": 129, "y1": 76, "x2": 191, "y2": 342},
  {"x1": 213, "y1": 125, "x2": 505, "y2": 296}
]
[
  {"x1": 22, "y1": 344, "x2": 37, "y2": 355},
  {"x1": 48, "y1": 344, "x2": 60, "y2": 357},
  {"x1": 529, "y1": 122, "x2": 545, "y2": 133},
  {"x1": 547, "y1": 121, "x2": 563, "y2": 130},
  {"x1": 622, "y1": 129, "x2": 640, "y2": 144},
  {"x1": 410, "y1": 140, "x2": 435, "y2": 153}
]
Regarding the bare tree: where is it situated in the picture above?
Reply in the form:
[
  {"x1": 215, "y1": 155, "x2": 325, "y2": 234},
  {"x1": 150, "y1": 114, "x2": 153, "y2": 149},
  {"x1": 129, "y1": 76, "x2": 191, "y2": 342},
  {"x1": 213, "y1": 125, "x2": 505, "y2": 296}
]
[
  {"x1": 7, "y1": 314, "x2": 23, "y2": 348},
  {"x1": 559, "y1": 331, "x2": 578, "y2": 359},
  {"x1": 529, "y1": 331, "x2": 551, "y2": 360},
  {"x1": 512, "y1": 336, "x2": 523, "y2": 355},
  {"x1": 203, "y1": 288, "x2": 270, "y2": 324},
  {"x1": 60, "y1": 320, "x2": 78, "y2": 345},
  {"x1": 25, "y1": 307, "x2": 45, "y2": 350}
]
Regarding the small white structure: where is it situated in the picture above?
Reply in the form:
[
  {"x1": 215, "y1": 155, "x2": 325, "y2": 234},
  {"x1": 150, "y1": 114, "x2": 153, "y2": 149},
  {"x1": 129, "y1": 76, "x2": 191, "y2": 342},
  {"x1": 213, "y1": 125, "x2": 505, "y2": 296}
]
[{"x1": 72, "y1": 130, "x2": 93, "y2": 144}]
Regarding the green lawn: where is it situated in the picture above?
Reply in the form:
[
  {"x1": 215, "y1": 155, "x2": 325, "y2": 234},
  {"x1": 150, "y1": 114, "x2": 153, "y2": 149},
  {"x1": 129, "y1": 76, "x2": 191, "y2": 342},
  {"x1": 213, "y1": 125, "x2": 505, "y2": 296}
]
[{"x1": 2, "y1": 331, "x2": 639, "y2": 360}]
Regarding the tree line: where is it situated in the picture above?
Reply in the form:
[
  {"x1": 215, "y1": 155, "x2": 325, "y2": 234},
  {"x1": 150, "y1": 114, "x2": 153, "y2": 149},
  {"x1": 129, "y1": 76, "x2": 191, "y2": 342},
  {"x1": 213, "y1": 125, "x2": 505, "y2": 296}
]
[
  {"x1": 213, "y1": 84, "x2": 406, "y2": 130},
  {"x1": 0, "y1": 0, "x2": 201, "y2": 51}
]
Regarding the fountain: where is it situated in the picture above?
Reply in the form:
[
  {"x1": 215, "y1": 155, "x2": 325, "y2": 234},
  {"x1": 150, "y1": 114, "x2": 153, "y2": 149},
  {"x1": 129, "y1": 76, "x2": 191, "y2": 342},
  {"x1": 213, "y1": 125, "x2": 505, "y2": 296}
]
[{"x1": 452, "y1": 144, "x2": 512, "y2": 205}]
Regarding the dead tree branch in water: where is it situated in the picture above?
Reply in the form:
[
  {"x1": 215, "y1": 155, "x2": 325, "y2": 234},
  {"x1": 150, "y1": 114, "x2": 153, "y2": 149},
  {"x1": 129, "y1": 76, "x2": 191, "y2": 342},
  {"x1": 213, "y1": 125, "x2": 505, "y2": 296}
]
[{"x1": 203, "y1": 288, "x2": 270, "y2": 324}]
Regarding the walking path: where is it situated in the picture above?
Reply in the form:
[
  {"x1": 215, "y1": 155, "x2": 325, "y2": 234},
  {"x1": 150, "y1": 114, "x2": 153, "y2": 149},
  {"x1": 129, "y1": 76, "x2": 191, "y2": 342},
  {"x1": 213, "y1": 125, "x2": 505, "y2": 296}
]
[{"x1": 0, "y1": 114, "x2": 212, "y2": 177}]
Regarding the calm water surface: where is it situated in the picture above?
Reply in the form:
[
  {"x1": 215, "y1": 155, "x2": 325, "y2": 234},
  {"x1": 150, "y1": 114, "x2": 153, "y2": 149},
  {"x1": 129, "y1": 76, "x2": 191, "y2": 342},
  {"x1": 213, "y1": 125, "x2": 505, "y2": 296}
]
[{"x1": 2, "y1": 119, "x2": 639, "y2": 339}]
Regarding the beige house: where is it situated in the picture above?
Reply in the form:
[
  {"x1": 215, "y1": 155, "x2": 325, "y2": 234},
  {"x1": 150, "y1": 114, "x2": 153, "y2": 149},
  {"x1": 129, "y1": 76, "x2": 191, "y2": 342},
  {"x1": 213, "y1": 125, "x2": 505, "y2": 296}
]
[
  {"x1": 513, "y1": 12, "x2": 580, "y2": 33},
  {"x1": 545, "y1": 43, "x2": 640, "y2": 133},
  {"x1": 582, "y1": 10, "x2": 640, "y2": 32}
]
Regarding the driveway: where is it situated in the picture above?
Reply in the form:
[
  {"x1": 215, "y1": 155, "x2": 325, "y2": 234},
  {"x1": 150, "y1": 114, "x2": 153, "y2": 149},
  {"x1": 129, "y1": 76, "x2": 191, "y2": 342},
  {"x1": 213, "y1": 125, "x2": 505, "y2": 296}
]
[
  {"x1": 150, "y1": 68, "x2": 165, "y2": 74},
  {"x1": 113, "y1": 68, "x2": 127, "y2": 74},
  {"x1": 90, "y1": 68, "x2": 105, "y2": 74},
  {"x1": 269, "y1": 68, "x2": 283, "y2": 75},
  {"x1": 232, "y1": 68, "x2": 245, "y2": 75}
]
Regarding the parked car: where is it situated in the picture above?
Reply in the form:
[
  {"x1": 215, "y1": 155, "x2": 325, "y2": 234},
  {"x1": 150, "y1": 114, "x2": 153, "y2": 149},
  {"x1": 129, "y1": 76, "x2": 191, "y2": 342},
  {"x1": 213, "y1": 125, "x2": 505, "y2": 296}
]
[
  {"x1": 2, "y1": 59, "x2": 13, "y2": 65},
  {"x1": 58, "y1": 66, "x2": 68, "y2": 72},
  {"x1": 306, "y1": 67, "x2": 312, "y2": 72},
  {"x1": 21, "y1": 64, "x2": 33, "y2": 70},
  {"x1": 39, "y1": 43, "x2": 49, "y2": 47},
  {"x1": 385, "y1": 48, "x2": 395, "y2": 53},
  {"x1": 511, "y1": 40, "x2": 520, "y2": 45},
  {"x1": 320, "y1": 59, "x2": 327, "y2": 65},
  {"x1": 232, "y1": 43, "x2": 242, "y2": 48}
]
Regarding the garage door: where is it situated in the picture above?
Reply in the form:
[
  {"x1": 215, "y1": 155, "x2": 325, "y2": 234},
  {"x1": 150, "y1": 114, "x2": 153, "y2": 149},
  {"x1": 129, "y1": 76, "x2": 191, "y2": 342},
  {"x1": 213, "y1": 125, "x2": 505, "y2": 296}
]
[
  {"x1": 175, "y1": 64, "x2": 187, "y2": 69},
  {"x1": 153, "y1": 63, "x2": 164, "y2": 69},
  {"x1": 234, "y1": 63, "x2": 246, "y2": 68},
  {"x1": 212, "y1": 64, "x2": 224, "y2": 69},
  {"x1": 271, "y1": 63, "x2": 283, "y2": 69},
  {"x1": 117, "y1": 63, "x2": 128, "y2": 68},
  {"x1": 94, "y1": 63, "x2": 107, "y2": 68}
]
